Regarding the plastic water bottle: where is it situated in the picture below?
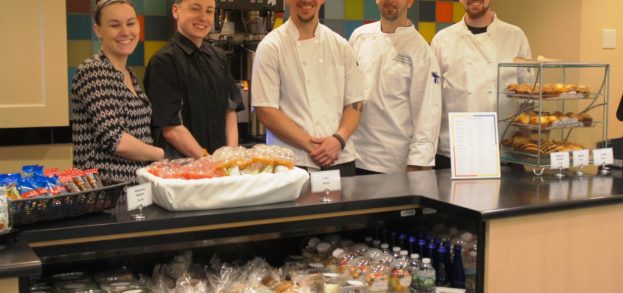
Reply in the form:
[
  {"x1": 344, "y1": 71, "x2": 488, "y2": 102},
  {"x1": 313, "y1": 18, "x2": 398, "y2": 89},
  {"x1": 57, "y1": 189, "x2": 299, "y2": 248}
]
[
  {"x1": 463, "y1": 242, "x2": 477, "y2": 293},
  {"x1": 435, "y1": 245, "x2": 450, "y2": 286},
  {"x1": 381, "y1": 243, "x2": 390, "y2": 255},
  {"x1": 408, "y1": 236, "x2": 417, "y2": 255},
  {"x1": 392, "y1": 246, "x2": 401, "y2": 259},
  {"x1": 416, "y1": 258, "x2": 436, "y2": 293},
  {"x1": 451, "y1": 243, "x2": 466, "y2": 289},
  {"x1": 409, "y1": 253, "x2": 422, "y2": 292}
]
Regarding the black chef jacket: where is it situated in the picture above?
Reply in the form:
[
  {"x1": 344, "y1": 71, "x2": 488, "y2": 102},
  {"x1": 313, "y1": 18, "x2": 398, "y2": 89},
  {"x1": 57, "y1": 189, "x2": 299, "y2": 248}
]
[{"x1": 145, "y1": 32, "x2": 244, "y2": 158}]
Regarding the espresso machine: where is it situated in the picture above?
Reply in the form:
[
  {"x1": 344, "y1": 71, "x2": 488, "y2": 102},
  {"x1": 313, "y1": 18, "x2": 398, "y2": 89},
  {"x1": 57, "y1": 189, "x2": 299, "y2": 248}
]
[{"x1": 209, "y1": 0, "x2": 285, "y2": 141}]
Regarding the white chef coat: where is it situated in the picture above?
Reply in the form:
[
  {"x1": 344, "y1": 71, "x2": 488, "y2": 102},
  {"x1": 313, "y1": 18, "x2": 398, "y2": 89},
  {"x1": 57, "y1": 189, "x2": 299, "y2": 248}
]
[
  {"x1": 431, "y1": 14, "x2": 532, "y2": 157},
  {"x1": 349, "y1": 22, "x2": 442, "y2": 173},
  {"x1": 251, "y1": 20, "x2": 364, "y2": 168}
]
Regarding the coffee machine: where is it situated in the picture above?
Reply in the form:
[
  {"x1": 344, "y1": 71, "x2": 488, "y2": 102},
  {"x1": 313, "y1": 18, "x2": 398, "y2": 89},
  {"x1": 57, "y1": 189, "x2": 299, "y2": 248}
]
[{"x1": 209, "y1": 0, "x2": 285, "y2": 140}]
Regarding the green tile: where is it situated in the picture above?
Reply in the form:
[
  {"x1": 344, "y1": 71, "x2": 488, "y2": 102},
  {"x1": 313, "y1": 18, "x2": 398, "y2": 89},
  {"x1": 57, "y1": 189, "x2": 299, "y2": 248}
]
[
  {"x1": 144, "y1": 0, "x2": 169, "y2": 16},
  {"x1": 324, "y1": 0, "x2": 344, "y2": 20},
  {"x1": 344, "y1": 0, "x2": 364, "y2": 20},
  {"x1": 67, "y1": 40, "x2": 94, "y2": 67},
  {"x1": 364, "y1": 0, "x2": 380, "y2": 20}
]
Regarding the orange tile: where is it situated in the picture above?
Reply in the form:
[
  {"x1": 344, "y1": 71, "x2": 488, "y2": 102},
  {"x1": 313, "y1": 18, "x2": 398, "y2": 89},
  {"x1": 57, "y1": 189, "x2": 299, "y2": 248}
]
[
  {"x1": 436, "y1": 1, "x2": 453, "y2": 23},
  {"x1": 138, "y1": 15, "x2": 145, "y2": 41}
]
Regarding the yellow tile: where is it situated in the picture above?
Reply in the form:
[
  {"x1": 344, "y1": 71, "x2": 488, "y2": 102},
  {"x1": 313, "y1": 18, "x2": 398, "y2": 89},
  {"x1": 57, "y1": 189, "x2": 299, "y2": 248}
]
[
  {"x1": 344, "y1": 0, "x2": 364, "y2": 20},
  {"x1": 418, "y1": 22, "x2": 437, "y2": 44},
  {"x1": 131, "y1": 66, "x2": 146, "y2": 88},
  {"x1": 67, "y1": 40, "x2": 94, "y2": 67},
  {"x1": 144, "y1": 41, "x2": 168, "y2": 65},
  {"x1": 453, "y1": 2, "x2": 465, "y2": 23}
]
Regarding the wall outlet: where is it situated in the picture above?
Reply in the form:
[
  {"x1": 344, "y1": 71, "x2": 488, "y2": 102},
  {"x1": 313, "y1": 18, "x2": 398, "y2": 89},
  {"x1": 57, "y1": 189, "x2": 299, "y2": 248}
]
[{"x1": 602, "y1": 29, "x2": 617, "y2": 49}]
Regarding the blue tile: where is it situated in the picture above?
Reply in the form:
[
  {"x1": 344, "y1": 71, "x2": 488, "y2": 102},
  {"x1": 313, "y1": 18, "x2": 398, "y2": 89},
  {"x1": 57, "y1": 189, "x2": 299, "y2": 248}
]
[
  {"x1": 127, "y1": 42, "x2": 145, "y2": 66},
  {"x1": 408, "y1": 5, "x2": 419, "y2": 24},
  {"x1": 364, "y1": 0, "x2": 380, "y2": 20},
  {"x1": 144, "y1": 16, "x2": 175, "y2": 40},
  {"x1": 419, "y1": 1, "x2": 436, "y2": 22},
  {"x1": 68, "y1": 67, "x2": 77, "y2": 96},
  {"x1": 133, "y1": 0, "x2": 144, "y2": 14},
  {"x1": 436, "y1": 22, "x2": 453, "y2": 32},
  {"x1": 324, "y1": 0, "x2": 344, "y2": 19},
  {"x1": 67, "y1": 14, "x2": 93, "y2": 40},
  {"x1": 323, "y1": 20, "x2": 345, "y2": 38},
  {"x1": 344, "y1": 21, "x2": 363, "y2": 40}
]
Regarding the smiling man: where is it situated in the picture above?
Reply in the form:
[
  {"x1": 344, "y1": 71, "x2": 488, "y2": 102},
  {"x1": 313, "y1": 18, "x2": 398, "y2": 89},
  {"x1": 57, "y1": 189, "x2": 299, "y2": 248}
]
[
  {"x1": 251, "y1": 0, "x2": 364, "y2": 176},
  {"x1": 144, "y1": 0, "x2": 244, "y2": 159},
  {"x1": 431, "y1": 0, "x2": 532, "y2": 169},
  {"x1": 348, "y1": 0, "x2": 442, "y2": 174}
]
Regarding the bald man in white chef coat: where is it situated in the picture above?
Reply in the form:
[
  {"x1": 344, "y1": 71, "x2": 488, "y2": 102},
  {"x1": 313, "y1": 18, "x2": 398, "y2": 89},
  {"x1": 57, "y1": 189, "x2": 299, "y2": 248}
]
[
  {"x1": 431, "y1": 0, "x2": 532, "y2": 169},
  {"x1": 349, "y1": 0, "x2": 442, "y2": 174}
]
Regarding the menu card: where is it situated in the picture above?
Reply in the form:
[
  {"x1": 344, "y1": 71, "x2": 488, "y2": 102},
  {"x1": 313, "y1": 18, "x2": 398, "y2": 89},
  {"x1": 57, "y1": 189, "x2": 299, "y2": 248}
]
[{"x1": 449, "y1": 112, "x2": 501, "y2": 179}]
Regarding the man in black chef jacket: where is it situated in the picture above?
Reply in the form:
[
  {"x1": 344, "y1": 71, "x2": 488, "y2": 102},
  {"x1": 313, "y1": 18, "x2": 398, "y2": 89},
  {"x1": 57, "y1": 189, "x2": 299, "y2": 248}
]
[{"x1": 145, "y1": 0, "x2": 244, "y2": 159}]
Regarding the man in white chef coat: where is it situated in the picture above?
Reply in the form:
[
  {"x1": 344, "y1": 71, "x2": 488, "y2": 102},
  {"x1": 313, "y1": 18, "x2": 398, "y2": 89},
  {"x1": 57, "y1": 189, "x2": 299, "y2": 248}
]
[
  {"x1": 251, "y1": 0, "x2": 364, "y2": 176},
  {"x1": 349, "y1": 0, "x2": 442, "y2": 174},
  {"x1": 431, "y1": 0, "x2": 532, "y2": 168}
]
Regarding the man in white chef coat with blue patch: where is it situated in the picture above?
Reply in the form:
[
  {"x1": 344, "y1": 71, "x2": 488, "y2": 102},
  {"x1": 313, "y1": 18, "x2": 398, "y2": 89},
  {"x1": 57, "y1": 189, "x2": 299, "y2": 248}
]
[{"x1": 349, "y1": 0, "x2": 442, "y2": 174}]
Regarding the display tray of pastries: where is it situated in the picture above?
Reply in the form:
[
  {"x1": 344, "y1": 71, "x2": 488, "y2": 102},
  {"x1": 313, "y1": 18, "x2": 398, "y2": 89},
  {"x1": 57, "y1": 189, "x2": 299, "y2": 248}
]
[
  {"x1": 505, "y1": 83, "x2": 590, "y2": 99},
  {"x1": 512, "y1": 111, "x2": 593, "y2": 129},
  {"x1": 501, "y1": 133, "x2": 585, "y2": 158}
]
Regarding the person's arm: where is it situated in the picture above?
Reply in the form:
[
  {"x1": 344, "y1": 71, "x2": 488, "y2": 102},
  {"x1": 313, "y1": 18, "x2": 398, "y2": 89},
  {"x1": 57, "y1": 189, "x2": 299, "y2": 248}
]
[
  {"x1": 115, "y1": 132, "x2": 165, "y2": 161},
  {"x1": 256, "y1": 107, "x2": 318, "y2": 153},
  {"x1": 75, "y1": 64, "x2": 164, "y2": 162},
  {"x1": 309, "y1": 101, "x2": 363, "y2": 167},
  {"x1": 161, "y1": 125, "x2": 204, "y2": 158},
  {"x1": 404, "y1": 47, "x2": 442, "y2": 170},
  {"x1": 225, "y1": 109, "x2": 238, "y2": 146}
]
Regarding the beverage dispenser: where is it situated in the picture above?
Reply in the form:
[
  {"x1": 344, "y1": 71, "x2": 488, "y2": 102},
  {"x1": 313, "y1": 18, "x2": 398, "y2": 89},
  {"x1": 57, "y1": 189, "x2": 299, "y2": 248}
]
[{"x1": 208, "y1": 0, "x2": 285, "y2": 140}]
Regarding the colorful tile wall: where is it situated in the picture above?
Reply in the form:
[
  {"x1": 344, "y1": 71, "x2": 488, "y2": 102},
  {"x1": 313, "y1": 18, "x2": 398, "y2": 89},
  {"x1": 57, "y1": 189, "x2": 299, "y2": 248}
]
[
  {"x1": 321, "y1": 0, "x2": 464, "y2": 42},
  {"x1": 66, "y1": 0, "x2": 175, "y2": 90}
]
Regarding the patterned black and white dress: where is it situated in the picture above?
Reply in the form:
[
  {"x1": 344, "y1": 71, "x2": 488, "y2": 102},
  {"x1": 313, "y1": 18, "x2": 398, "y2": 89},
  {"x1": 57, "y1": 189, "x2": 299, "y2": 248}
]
[{"x1": 71, "y1": 51, "x2": 153, "y2": 184}]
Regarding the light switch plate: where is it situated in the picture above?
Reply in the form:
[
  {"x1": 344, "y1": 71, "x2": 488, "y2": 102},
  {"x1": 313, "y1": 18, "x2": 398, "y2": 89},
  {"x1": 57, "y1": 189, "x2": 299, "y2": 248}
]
[{"x1": 603, "y1": 29, "x2": 616, "y2": 49}]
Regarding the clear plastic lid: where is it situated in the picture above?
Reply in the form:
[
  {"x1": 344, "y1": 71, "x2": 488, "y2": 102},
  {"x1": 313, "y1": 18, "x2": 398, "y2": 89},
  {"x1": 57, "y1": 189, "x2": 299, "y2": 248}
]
[{"x1": 364, "y1": 248, "x2": 383, "y2": 261}]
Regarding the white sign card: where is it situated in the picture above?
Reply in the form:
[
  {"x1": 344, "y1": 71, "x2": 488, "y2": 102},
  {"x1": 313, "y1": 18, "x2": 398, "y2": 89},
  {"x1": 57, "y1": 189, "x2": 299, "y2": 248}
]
[
  {"x1": 550, "y1": 152, "x2": 571, "y2": 169},
  {"x1": 436, "y1": 287, "x2": 466, "y2": 293},
  {"x1": 572, "y1": 149, "x2": 590, "y2": 167},
  {"x1": 310, "y1": 170, "x2": 341, "y2": 193},
  {"x1": 126, "y1": 183, "x2": 153, "y2": 211},
  {"x1": 593, "y1": 148, "x2": 614, "y2": 166},
  {"x1": 448, "y1": 112, "x2": 501, "y2": 179}
]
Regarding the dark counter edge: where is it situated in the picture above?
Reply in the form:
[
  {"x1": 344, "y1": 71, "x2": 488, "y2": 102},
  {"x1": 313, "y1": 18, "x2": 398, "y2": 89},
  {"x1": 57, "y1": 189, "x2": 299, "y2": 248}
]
[
  {"x1": 480, "y1": 194, "x2": 623, "y2": 220},
  {"x1": 16, "y1": 195, "x2": 421, "y2": 243},
  {"x1": 0, "y1": 242, "x2": 41, "y2": 278}
]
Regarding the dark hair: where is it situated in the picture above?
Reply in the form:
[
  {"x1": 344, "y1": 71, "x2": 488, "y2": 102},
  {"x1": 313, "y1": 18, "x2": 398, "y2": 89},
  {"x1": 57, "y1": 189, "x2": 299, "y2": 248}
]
[{"x1": 94, "y1": 0, "x2": 137, "y2": 25}]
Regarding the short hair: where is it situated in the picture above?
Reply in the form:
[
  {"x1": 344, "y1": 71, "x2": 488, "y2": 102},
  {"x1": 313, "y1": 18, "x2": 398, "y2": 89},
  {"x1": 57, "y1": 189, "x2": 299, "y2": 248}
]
[{"x1": 94, "y1": 0, "x2": 137, "y2": 25}]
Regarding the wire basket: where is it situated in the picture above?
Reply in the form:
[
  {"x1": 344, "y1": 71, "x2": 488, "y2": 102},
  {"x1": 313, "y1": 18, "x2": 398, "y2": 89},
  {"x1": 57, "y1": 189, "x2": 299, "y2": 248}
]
[{"x1": 9, "y1": 180, "x2": 128, "y2": 226}]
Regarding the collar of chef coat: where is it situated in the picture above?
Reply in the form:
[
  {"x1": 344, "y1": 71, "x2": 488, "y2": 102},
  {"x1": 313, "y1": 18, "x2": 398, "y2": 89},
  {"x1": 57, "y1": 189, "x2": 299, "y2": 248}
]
[
  {"x1": 457, "y1": 13, "x2": 502, "y2": 36},
  {"x1": 283, "y1": 19, "x2": 323, "y2": 43}
]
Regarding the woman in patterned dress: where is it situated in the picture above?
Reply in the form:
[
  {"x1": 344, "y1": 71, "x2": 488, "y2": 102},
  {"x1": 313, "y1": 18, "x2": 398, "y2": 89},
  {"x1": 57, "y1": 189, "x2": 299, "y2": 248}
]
[{"x1": 71, "y1": 0, "x2": 164, "y2": 184}]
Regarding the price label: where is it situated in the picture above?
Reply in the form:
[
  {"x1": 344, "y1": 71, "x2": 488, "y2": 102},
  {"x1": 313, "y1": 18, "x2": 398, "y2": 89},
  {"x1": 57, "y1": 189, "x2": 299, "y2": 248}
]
[
  {"x1": 310, "y1": 170, "x2": 341, "y2": 193},
  {"x1": 593, "y1": 148, "x2": 614, "y2": 166},
  {"x1": 550, "y1": 152, "x2": 570, "y2": 169},
  {"x1": 572, "y1": 149, "x2": 590, "y2": 167},
  {"x1": 126, "y1": 183, "x2": 153, "y2": 211},
  {"x1": 436, "y1": 287, "x2": 466, "y2": 293}
]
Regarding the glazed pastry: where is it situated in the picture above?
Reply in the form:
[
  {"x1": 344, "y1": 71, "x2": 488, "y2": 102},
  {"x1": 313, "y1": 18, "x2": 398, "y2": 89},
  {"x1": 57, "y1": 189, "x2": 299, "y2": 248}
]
[
  {"x1": 506, "y1": 83, "x2": 518, "y2": 92},
  {"x1": 576, "y1": 85, "x2": 590, "y2": 94}
]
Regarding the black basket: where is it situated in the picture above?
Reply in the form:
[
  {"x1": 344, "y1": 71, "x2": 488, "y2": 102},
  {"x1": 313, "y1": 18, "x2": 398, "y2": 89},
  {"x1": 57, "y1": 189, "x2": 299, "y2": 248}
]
[{"x1": 9, "y1": 180, "x2": 128, "y2": 226}]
